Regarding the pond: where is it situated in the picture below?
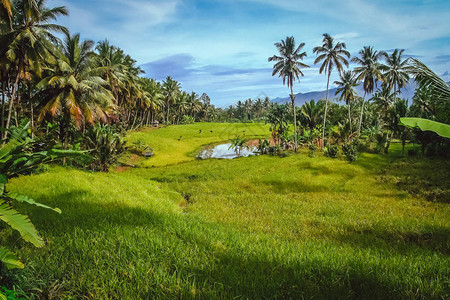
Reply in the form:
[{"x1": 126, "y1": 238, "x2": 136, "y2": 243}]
[{"x1": 198, "y1": 143, "x2": 258, "y2": 159}]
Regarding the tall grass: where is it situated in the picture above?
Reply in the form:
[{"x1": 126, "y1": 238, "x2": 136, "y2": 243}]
[{"x1": 1, "y1": 124, "x2": 448, "y2": 299}]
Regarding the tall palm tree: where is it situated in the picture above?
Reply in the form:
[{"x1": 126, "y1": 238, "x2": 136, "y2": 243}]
[
  {"x1": 383, "y1": 49, "x2": 410, "y2": 94},
  {"x1": 94, "y1": 40, "x2": 127, "y2": 105},
  {"x1": 176, "y1": 91, "x2": 190, "y2": 124},
  {"x1": 351, "y1": 46, "x2": 386, "y2": 136},
  {"x1": 0, "y1": 0, "x2": 68, "y2": 138},
  {"x1": 162, "y1": 76, "x2": 180, "y2": 124},
  {"x1": 313, "y1": 33, "x2": 350, "y2": 148},
  {"x1": 187, "y1": 91, "x2": 202, "y2": 119},
  {"x1": 334, "y1": 70, "x2": 359, "y2": 130},
  {"x1": 268, "y1": 36, "x2": 309, "y2": 151},
  {"x1": 36, "y1": 32, "x2": 113, "y2": 144}
]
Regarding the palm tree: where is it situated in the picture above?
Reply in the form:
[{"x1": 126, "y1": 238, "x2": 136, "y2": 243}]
[
  {"x1": 408, "y1": 58, "x2": 450, "y2": 103},
  {"x1": 162, "y1": 76, "x2": 180, "y2": 124},
  {"x1": 268, "y1": 36, "x2": 309, "y2": 151},
  {"x1": 334, "y1": 70, "x2": 359, "y2": 131},
  {"x1": 94, "y1": 40, "x2": 126, "y2": 105},
  {"x1": 300, "y1": 100, "x2": 322, "y2": 130},
  {"x1": 36, "y1": 32, "x2": 113, "y2": 145},
  {"x1": 383, "y1": 49, "x2": 410, "y2": 94},
  {"x1": 313, "y1": 33, "x2": 350, "y2": 148},
  {"x1": 0, "y1": 0, "x2": 68, "y2": 138},
  {"x1": 387, "y1": 99, "x2": 409, "y2": 155},
  {"x1": 351, "y1": 46, "x2": 386, "y2": 136},
  {"x1": 187, "y1": 91, "x2": 202, "y2": 119},
  {"x1": 176, "y1": 91, "x2": 190, "y2": 124},
  {"x1": 371, "y1": 83, "x2": 397, "y2": 117}
]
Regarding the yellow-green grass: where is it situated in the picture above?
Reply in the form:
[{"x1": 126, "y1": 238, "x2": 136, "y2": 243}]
[
  {"x1": 2, "y1": 124, "x2": 449, "y2": 299},
  {"x1": 125, "y1": 122, "x2": 270, "y2": 167}
]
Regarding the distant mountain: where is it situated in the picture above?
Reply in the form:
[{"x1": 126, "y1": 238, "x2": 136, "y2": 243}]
[{"x1": 272, "y1": 81, "x2": 417, "y2": 106}]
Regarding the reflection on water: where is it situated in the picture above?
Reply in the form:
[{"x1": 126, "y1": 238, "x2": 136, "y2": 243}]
[{"x1": 198, "y1": 143, "x2": 258, "y2": 159}]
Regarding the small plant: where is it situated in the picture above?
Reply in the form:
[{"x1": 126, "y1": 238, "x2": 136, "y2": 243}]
[
  {"x1": 181, "y1": 115, "x2": 195, "y2": 124},
  {"x1": 257, "y1": 139, "x2": 270, "y2": 154},
  {"x1": 84, "y1": 124, "x2": 126, "y2": 172},
  {"x1": 342, "y1": 143, "x2": 357, "y2": 162},
  {"x1": 308, "y1": 143, "x2": 317, "y2": 158},
  {"x1": 326, "y1": 145, "x2": 339, "y2": 158},
  {"x1": 130, "y1": 139, "x2": 152, "y2": 157},
  {"x1": 229, "y1": 136, "x2": 248, "y2": 157}
]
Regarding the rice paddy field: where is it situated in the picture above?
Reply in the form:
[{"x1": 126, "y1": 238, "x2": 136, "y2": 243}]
[{"x1": 2, "y1": 123, "x2": 449, "y2": 299}]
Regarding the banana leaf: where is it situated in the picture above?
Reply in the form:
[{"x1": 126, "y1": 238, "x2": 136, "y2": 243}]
[{"x1": 399, "y1": 118, "x2": 450, "y2": 138}]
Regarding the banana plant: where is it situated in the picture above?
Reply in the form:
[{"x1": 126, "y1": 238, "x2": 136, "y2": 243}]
[{"x1": 0, "y1": 121, "x2": 89, "y2": 273}]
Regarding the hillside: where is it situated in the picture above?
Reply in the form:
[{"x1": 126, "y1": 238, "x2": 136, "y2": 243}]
[{"x1": 272, "y1": 81, "x2": 417, "y2": 106}]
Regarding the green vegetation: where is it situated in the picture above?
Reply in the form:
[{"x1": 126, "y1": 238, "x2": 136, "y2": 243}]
[
  {"x1": 0, "y1": 124, "x2": 447, "y2": 298},
  {"x1": 0, "y1": 2, "x2": 449, "y2": 298},
  {"x1": 126, "y1": 123, "x2": 269, "y2": 167}
]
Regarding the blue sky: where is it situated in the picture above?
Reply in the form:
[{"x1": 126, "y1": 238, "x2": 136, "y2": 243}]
[{"x1": 50, "y1": 0, "x2": 450, "y2": 107}]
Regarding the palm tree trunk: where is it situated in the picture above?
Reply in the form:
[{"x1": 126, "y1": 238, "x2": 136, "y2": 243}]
[
  {"x1": 348, "y1": 101, "x2": 352, "y2": 132},
  {"x1": 30, "y1": 102, "x2": 34, "y2": 138},
  {"x1": 321, "y1": 72, "x2": 331, "y2": 149},
  {"x1": 358, "y1": 92, "x2": 367, "y2": 136},
  {"x1": 1, "y1": 81, "x2": 5, "y2": 132},
  {"x1": 5, "y1": 71, "x2": 20, "y2": 139},
  {"x1": 290, "y1": 85, "x2": 297, "y2": 152}
]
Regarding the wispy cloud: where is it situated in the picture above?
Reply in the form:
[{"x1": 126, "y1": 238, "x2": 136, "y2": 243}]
[{"x1": 49, "y1": 0, "x2": 450, "y2": 106}]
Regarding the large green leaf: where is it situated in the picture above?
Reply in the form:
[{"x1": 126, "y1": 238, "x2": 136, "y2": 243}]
[
  {"x1": 0, "y1": 203, "x2": 44, "y2": 247},
  {"x1": 399, "y1": 117, "x2": 450, "y2": 138},
  {"x1": 8, "y1": 193, "x2": 61, "y2": 214},
  {"x1": 0, "y1": 247, "x2": 24, "y2": 269}
]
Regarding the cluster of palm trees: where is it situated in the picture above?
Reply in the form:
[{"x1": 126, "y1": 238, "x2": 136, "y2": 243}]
[
  {"x1": 0, "y1": 0, "x2": 215, "y2": 145},
  {"x1": 223, "y1": 97, "x2": 272, "y2": 121},
  {"x1": 269, "y1": 34, "x2": 415, "y2": 149}
]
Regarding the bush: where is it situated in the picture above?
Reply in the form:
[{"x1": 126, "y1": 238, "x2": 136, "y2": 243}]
[
  {"x1": 181, "y1": 115, "x2": 195, "y2": 124},
  {"x1": 326, "y1": 145, "x2": 339, "y2": 158},
  {"x1": 342, "y1": 143, "x2": 357, "y2": 162},
  {"x1": 308, "y1": 143, "x2": 317, "y2": 158},
  {"x1": 84, "y1": 124, "x2": 126, "y2": 172}
]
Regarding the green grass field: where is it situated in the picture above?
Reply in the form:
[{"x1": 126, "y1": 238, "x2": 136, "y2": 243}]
[{"x1": 2, "y1": 123, "x2": 449, "y2": 299}]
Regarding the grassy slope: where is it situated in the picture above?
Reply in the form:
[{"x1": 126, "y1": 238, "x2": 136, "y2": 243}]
[
  {"x1": 2, "y1": 123, "x2": 449, "y2": 299},
  {"x1": 125, "y1": 122, "x2": 270, "y2": 167}
]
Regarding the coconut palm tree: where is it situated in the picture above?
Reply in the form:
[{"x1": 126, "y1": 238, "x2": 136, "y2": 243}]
[
  {"x1": 162, "y1": 76, "x2": 180, "y2": 124},
  {"x1": 313, "y1": 33, "x2": 350, "y2": 148},
  {"x1": 36, "y1": 32, "x2": 113, "y2": 145},
  {"x1": 334, "y1": 70, "x2": 359, "y2": 130},
  {"x1": 187, "y1": 91, "x2": 202, "y2": 119},
  {"x1": 300, "y1": 100, "x2": 322, "y2": 130},
  {"x1": 383, "y1": 49, "x2": 410, "y2": 94},
  {"x1": 268, "y1": 36, "x2": 309, "y2": 151},
  {"x1": 0, "y1": 0, "x2": 68, "y2": 138},
  {"x1": 94, "y1": 40, "x2": 127, "y2": 105},
  {"x1": 408, "y1": 58, "x2": 450, "y2": 103},
  {"x1": 351, "y1": 46, "x2": 386, "y2": 136}
]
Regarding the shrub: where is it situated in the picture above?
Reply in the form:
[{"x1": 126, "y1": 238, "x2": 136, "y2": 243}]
[
  {"x1": 342, "y1": 143, "x2": 357, "y2": 162},
  {"x1": 84, "y1": 124, "x2": 126, "y2": 172},
  {"x1": 326, "y1": 145, "x2": 339, "y2": 158},
  {"x1": 181, "y1": 115, "x2": 195, "y2": 124},
  {"x1": 257, "y1": 139, "x2": 270, "y2": 154},
  {"x1": 308, "y1": 143, "x2": 317, "y2": 158}
]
